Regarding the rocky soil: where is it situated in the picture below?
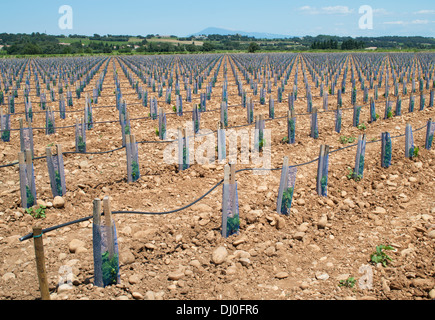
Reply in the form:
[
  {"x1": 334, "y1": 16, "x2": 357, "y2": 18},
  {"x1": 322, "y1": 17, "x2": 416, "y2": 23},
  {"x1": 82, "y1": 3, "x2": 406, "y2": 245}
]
[{"x1": 0, "y1": 53, "x2": 434, "y2": 301}]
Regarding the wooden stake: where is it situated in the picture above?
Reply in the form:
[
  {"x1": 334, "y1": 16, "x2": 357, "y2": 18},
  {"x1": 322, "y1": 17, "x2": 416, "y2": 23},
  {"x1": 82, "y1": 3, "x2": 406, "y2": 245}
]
[
  {"x1": 224, "y1": 164, "x2": 230, "y2": 185},
  {"x1": 25, "y1": 149, "x2": 33, "y2": 191},
  {"x1": 56, "y1": 144, "x2": 62, "y2": 157},
  {"x1": 93, "y1": 198, "x2": 101, "y2": 226},
  {"x1": 103, "y1": 196, "x2": 114, "y2": 259},
  {"x1": 229, "y1": 163, "x2": 236, "y2": 184},
  {"x1": 32, "y1": 226, "x2": 50, "y2": 300}
]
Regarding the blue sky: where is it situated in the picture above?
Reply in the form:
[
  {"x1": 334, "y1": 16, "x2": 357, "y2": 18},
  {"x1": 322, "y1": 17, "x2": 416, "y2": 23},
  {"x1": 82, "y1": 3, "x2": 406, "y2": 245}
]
[{"x1": 0, "y1": 0, "x2": 434, "y2": 37}]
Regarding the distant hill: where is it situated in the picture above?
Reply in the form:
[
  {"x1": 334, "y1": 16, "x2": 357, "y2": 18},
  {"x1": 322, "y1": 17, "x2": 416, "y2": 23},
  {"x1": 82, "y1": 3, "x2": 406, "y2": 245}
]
[{"x1": 191, "y1": 27, "x2": 291, "y2": 39}]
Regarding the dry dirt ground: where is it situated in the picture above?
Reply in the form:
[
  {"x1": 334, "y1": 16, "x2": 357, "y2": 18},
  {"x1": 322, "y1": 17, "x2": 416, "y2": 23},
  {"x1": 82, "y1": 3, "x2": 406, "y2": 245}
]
[{"x1": 0, "y1": 53, "x2": 434, "y2": 302}]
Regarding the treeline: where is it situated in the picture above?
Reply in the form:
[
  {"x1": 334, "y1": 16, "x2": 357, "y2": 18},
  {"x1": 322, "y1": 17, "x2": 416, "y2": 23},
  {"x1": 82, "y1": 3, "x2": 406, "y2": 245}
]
[
  {"x1": 1, "y1": 32, "x2": 434, "y2": 56},
  {"x1": 0, "y1": 32, "x2": 116, "y2": 55},
  {"x1": 311, "y1": 39, "x2": 339, "y2": 50},
  {"x1": 0, "y1": 33, "x2": 72, "y2": 55},
  {"x1": 88, "y1": 34, "x2": 134, "y2": 42},
  {"x1": 305, "y1": 35, "x2": 435, "y2": 50},
  {"x1": 190, "y1": 34, "x2": 257, "y2": 42},
  {"x1": 310, "y1": 38, "x2": 365, "y2": 50}
]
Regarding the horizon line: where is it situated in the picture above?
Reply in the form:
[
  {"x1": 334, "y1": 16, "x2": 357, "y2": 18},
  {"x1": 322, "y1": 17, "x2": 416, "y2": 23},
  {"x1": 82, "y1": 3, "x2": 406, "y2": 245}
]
[{"x1": 2, "y1": 31, "x2": 434, "y2": 40}]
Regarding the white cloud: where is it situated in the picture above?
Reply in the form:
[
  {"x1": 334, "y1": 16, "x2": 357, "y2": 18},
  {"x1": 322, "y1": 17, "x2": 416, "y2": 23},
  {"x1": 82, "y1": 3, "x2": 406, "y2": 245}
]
[
  {"x1": 412, "y1": 19, "x2": 429, "y2": 24},
  {"x1": 383, "y1": 21, "x2": 406, "y2": 25},
  {"x1": 298, "y1": 6, "x2": 320, "y2": 14},
  {"x1": 299, "y1": 6, "x2": 311, "y2": 11},
  {"x1": 322, "y1": 6, "x2": 354, "y2": 15},
  {"x1": 298, "y1": 5, "x2": 354, "y2": 15},
  {"x1": 383, "y1": 19, "x2": 431, "y2": 25},
  {"x1": 373, "y1": 8, "x2": 393, "y2": 15},
  {"x1": 414, "y1": 10, "x2": 435, "y2": 14}
]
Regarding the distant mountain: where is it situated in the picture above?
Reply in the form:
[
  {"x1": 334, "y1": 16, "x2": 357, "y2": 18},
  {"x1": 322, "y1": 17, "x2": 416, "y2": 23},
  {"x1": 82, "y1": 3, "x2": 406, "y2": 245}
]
[{"x1": 190, "y1": 27, "x2": 291, "y2": 39}]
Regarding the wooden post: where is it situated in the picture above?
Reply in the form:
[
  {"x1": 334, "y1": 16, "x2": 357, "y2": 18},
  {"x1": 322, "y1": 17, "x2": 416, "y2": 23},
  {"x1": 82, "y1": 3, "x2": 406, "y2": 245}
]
[
  {"x1": 103, "y1": 196, "x2": 115, "y2": 259},
  {"x1": 93, "y1": 198, "x2": 101, "y2": 227},
  {"x1": 25, "y1": 150, "x2": 33, "y2": 192},
  {"x1": 229, "y1": 162, "x2": 236, "y2": 185},
  {"x1": 46, "y1": 145, "x2": 54, "y2": 191},
  {"x1": 32, "y1": 226, "x2": 50, "y2": 300}
]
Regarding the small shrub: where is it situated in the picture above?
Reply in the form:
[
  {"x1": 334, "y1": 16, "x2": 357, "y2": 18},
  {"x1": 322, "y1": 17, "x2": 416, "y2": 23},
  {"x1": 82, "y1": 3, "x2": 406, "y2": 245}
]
[
  {"x1": 357, "y1": 123, "x2": 367, "y2": 130},
  {"x1": 131, "y1": 161, "x2": 139, "y2": 180},
  {"x1": 412, "y1": 146, "x2": 419, "y2": 158},
  {"x1": 346, "y1": 167, "x2": 362, "y2": 181},
  {"x1": 340, "y1": 136, "x2": 356, "y2": 144},
  {"x1": 26, "y1": 205, "x2": 46, "y2": 219},
  {"x1": 370, "y1": 245, "x2": 394, "y2": 267},
  {"x1": 338, "y1": 277, "x2": 356, "y2": 288},
  {"x1": 101, "y1": 251, "x2": 119, "y2": 287},
  {"x1": 77, "y1": 136, "x2": 86, "y2": 153}
]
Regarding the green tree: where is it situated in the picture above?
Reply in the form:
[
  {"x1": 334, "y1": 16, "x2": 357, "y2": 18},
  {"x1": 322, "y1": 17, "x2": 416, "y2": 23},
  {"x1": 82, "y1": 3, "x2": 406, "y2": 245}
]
[
  {"x1": 202, "y1": 42, "x2": 214, "y2": 52},
  {"x1": 248, "y1": 42, "x2": 259, "y2": 53}
]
